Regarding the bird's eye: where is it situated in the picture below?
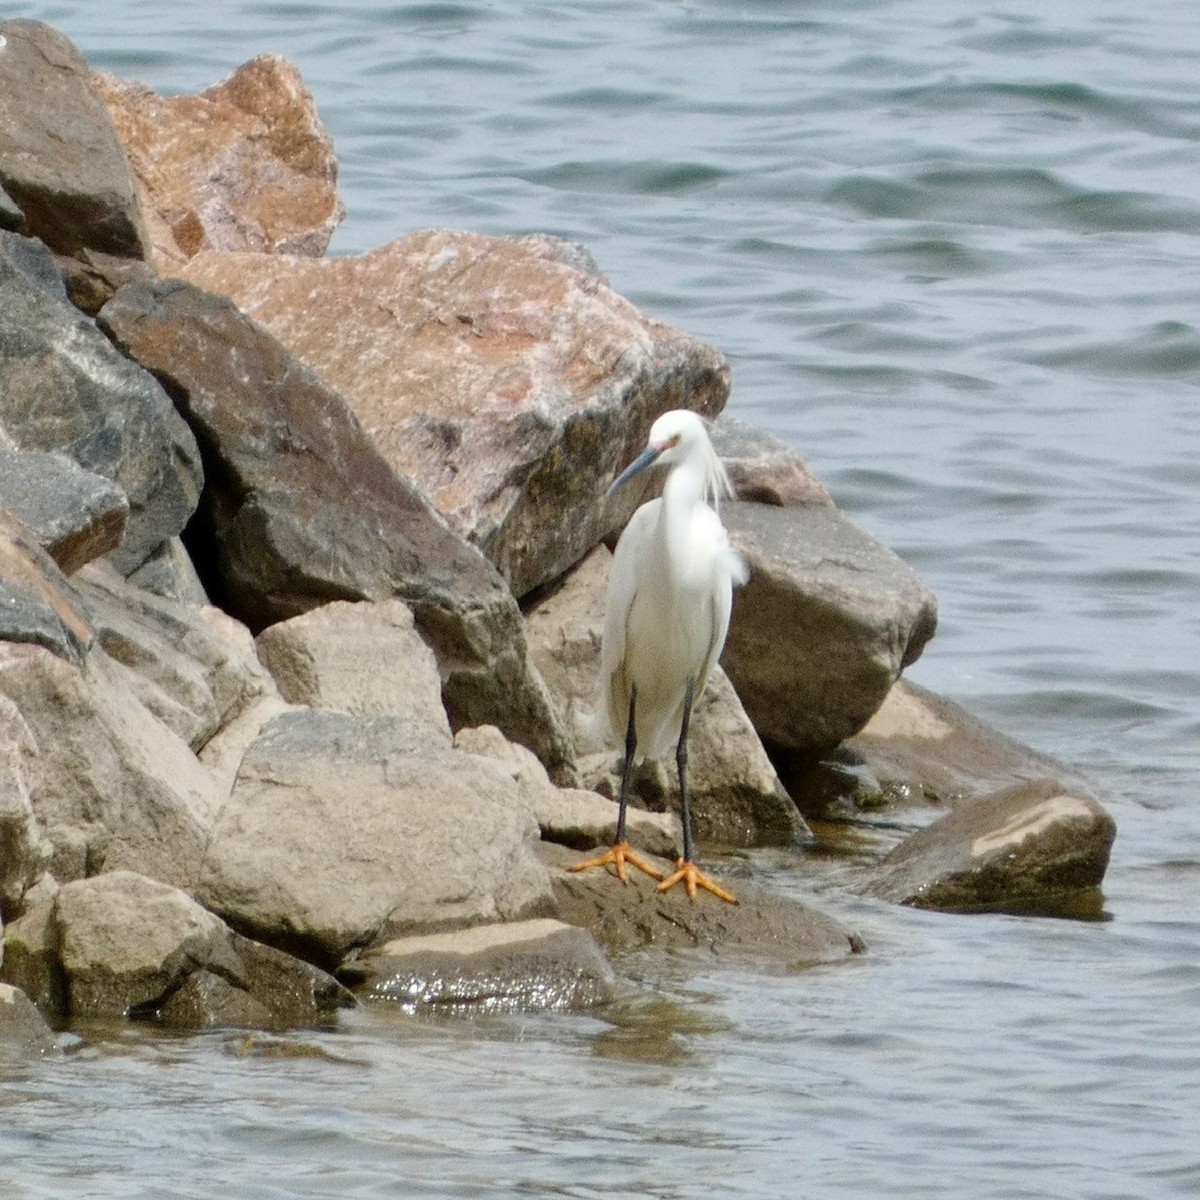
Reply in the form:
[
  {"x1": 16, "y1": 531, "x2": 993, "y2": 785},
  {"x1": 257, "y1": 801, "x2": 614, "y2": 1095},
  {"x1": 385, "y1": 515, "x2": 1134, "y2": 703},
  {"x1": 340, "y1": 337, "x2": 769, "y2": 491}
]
[{"x1": 668, "y1": 434, "x2": 682, "y2": 448}]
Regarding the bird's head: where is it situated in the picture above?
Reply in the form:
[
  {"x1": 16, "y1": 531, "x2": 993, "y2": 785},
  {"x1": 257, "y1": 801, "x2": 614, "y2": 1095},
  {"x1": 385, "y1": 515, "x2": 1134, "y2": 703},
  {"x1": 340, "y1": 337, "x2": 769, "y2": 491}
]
[{"x1": 607, "y1": 409, "x2": 733, "y2": 506}]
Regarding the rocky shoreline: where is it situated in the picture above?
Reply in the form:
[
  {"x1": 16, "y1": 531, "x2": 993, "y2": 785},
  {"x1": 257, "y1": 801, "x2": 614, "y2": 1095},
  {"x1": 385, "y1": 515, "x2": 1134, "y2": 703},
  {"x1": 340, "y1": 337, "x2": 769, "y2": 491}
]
[{"x1": 0, "y1": 19, "x2": 1115, "y2": 1048}]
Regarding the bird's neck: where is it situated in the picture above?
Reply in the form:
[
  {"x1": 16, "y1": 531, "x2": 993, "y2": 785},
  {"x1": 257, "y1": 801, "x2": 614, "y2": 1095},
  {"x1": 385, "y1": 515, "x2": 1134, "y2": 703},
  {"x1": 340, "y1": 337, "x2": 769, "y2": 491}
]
[{"x1": 658, "y1": 463, "x2": 707, "y2": 586}]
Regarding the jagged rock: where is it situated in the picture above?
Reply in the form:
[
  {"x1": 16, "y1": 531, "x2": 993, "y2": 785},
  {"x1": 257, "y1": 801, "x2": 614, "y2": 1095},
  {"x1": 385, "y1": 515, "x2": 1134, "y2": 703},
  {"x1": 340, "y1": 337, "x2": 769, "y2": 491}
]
[
  {"x1": 197, "y1": 710, "x2": 554, "y2": 967},
  {"x1": 0, "y1": 234, "x2": 203, "y2": 573},
  {"x1": 540, "y1": 841, "x2": 859, "y2": 962},
  {"x1": 255, "y1": 599, "x2": 452, "y2": 746},
  {"x1": 711, "y1": 415, "x2": 833, "y2": 507},
  {"x1": 178, "y1": 229, "x2": 731, "y2": 598},
  {"x1": 49, "y1": 871, "x2": 352, "y2": 1028},
  {"x1": 453, "y1": 724, "x2": 680, "y2": 859},
  {"x1": 0, "y1": 695, "x2": 50, "y2": 919},
  {"x1": 73, "y1": 560, "x2": 276, "y2": 753},
  {"x1": 0, "y1": 641, "x2": 222, "y2": 891},
  {"x1": 0, "y1": 446, "x2": 129, "y2": 574},
  {"x1": 0, "y1": 20, "x2": 153, "y2": 308},
  {"x1": 865, "y1": 779, "x2": 1116, "y2": 915},
  {"x1": 0, "y1": 181, "x2": 23, "y2": 230},
  {"x1": 351, "y1": 919, "x2": 616, "y2": 1014},
  {"x1": 721, "y1": 501, "x2": 939, "y2": 755},
  {"x1": 524, "y1": 545, "x2": 806, "y2": 847},
  {"x1": 0, "y1": 510, "x2": 95, "y2": 665},
  {"x1": 94, "y1": 54, "x2": 344, "y2": 275},
  {"x1": 126, "y1": 536, "x2": 211, "y2": 607},
  {"x1": 98, "y1": 277, "x2": 574, "y2": 780},
  {"x1": 0, "y1": 982, "x2": 58, "y2": 1056}
]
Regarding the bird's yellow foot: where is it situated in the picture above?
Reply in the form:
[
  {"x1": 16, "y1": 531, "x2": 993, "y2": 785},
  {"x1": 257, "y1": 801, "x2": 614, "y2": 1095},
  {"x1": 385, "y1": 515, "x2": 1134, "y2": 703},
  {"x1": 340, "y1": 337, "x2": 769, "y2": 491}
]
[
  {"x1": 656, "y1": 858, "x2": 738, "y2": 904},
  {"x1": 569, "y1": 842, "x2": 664, "y2": 884}
]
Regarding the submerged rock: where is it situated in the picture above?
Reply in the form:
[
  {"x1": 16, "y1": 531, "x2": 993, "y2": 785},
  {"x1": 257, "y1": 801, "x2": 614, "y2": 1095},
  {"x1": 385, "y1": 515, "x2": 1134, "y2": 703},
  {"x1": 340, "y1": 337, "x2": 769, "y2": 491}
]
[
  {"x1": 865, "y1": 778, "x2": 1116, "y2": 915},
  {"x1": 351, "y1": 919, "x2": 616, "y2": 1014},
  {"x1": 178, "y1": 229, "x2": 731, "y2": 598}
]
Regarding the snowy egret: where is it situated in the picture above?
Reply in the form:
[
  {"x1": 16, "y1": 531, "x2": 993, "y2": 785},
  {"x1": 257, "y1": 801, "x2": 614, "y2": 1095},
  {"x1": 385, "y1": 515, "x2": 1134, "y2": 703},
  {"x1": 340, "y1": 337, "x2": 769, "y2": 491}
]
[{"x1": 571, "y1": 409, "x2": 748, "y2": 903}]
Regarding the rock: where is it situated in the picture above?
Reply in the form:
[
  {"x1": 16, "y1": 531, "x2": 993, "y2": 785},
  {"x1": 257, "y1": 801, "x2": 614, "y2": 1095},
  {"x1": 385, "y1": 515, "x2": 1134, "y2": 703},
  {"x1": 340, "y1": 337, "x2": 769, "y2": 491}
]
[
  {"x1": 0, "y1": 20, "x2": 153, "y2": 308},
  {"x1": 351, "y1": 919, "x2": 616, "y2": 1014},
  {"x1": 0, "y1": 982, "x2": 58, "y2": 1056},
  {"x1": 98, "y1": 276, "x2": 574, "y2": 780},
  {"x1": 525, "y1": 544, "x2": 806, "y2": 847},
  {"x1": 540, "y1": 842, "x2": 858, "y2": 963},
  {"x1": 178, "y1": 229, "x2": 732, "y2": 598},
  {"x1": 710, "y1": 415, "x2": 833, "y2": 507},
  {"x1": 0, "y1": 641, "x2": 222, "y2": 890},
  {"x1": 73, "y1": 560, "x2": 276, "y2": 753},
  {"x1": 721, "y1": 501, "x2": 939, "y2": 755},
  {"x1": 453, "y1": 724, "x2": 680, "y2": 859},
  {"x1": 126, "y1": 536, "x2": 211, "y2": 607},
  {"x1": 0, "y1": 903, "x2": 64, "y2": 1017},
  {"x1": 197, "y1": 710, "x2": 554, "y2": 967},
  {"x1": 94, "y1": 54, "x2": 344, "y2": 276},
  {"x1": 51, "y1": 871, "x2": 352, "y2": 1028},
  {"x1": 0, "y1": 695, "x2": 50, "y2": 919},
  {"x1": 0, "y1": 181, "x2": 23, "y2": 230},
  {"x1": 0, "y1": 510, "x2": 95, "y2": 665},
  {"x1": 843, "y1": 678, "x2": 1095, "y2": 805},
  {"x1": 0, "y1": 234, "x2": 203, "y2": 574},
  {"x1": 255, "y1": 599, "x2": 452, "y2": 746},
  {"x1": 865, "y1": 779, "x2": 1116, "y2": 915},
  {"x1": 0, "y1": 446, "x2": 129, "y2": 574}
]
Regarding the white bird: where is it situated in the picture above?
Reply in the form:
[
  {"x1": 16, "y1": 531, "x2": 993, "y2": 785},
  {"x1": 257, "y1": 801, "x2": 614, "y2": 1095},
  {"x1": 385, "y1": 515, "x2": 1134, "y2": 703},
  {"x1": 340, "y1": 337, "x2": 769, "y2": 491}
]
[{"x1": 571, "y1": 409, "x2": 748, "y2": 903}]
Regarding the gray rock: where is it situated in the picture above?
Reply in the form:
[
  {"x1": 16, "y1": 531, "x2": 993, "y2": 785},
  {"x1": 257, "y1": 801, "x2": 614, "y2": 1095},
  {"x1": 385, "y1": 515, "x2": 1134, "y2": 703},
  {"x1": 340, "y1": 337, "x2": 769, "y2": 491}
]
[
  {"x1": 0, "y1": 641, "x2": 222, "y2": 891},
  {"x1": 453, "y1": 724, "x2": 681, "y2": 859},
  {"x1": 0, "y1": 182, "x2": 22, "y2": 231},
  {"x1": 255, "y1": 599, "x2": 452, "y2": 746},
  {"x1": 865, "y1": 779, "x2": 1116, "y2": 915},
  {"x1": 98, "y1": 277, "x2": 575, "y2": 782},
  {"x1": 53, "y1": 871, "x2": 352, "y2": 1028},
  {"x1": 197, "y1": 709, "x2": 554, "y2": 966},
  {"x1": 0, "y1": 903, "x2": 65, "y2": 1017},
  {"x1": 353, "y1": 919, "x2": 616, "y2": 1014},
  {"x1": 525, "y1": 544, "x2": 806, "y2": 847},
  {"x1": 73, "y1": 560, "x2": 276, "y2": 753},
  {"x1": 722, "y1": 501, "x2": 939, "y2": 755},
  {"x1": 710, "y1": 414, "x2": 833, "y2": 507},
  {"x1": 0, "y1": 446, "x2": 129, "y2": 574},
  {"x1": 0, "y1": 982, "x2": 58, "y2": 1057},
  {"x1": 125, "y1": 536, "x2": 211, "y2": 607},
  {"x1": 0, "y1": 694, "x2": 50, "y2": 919},
  {"x1": 0, "y1": 509, "x2": 95, "y2": 665},
  {"x1": 0, "y1": 234, "x2": 203, "y2": 573}
]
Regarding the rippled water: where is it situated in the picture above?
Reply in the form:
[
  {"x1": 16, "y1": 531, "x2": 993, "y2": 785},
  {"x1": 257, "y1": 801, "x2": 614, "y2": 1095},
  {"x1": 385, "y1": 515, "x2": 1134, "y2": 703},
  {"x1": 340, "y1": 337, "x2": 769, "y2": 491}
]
[{"x1": 5, "y1": 1, "x2": 1200, "y2": 1196}]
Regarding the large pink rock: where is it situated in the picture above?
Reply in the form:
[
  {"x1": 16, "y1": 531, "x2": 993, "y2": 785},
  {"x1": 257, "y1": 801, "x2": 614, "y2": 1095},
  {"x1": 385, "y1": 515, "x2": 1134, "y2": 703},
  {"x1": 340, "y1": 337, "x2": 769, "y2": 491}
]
[
  {"x1": 179, "y1": 231, "x2": 730, "y2": 597},
  {"x1": 94, "y1": 54, "x2": 344, "y2": 275}
]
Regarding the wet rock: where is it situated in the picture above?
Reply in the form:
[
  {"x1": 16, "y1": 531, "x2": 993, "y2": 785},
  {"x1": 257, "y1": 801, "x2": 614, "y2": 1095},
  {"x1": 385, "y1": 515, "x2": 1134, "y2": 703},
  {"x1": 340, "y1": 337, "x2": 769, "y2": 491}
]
[
  {"x1": 0, "y1": 234, "x2": 203, "y2": 574},
  {"x1": 0, "y1": 446, "x2": 129, "y2": 574},
  {"x1": 865, "y1": 779, "x2": 1116, "y2": 914},
  {"x1": 0, "y1": 903, "x2": 64, "y2": 1017},
  {"x1": 197, "y1": 710, "x2": 554, "y2": 967},
  {"x1": 541, "y1": 842, "x2": 858, "y2": 963},
  {"x1": 0, "y1": 20, "x2": 153, "y2": 308},
  {"x1": 94, "y1": 54, "x2": 344, "y2": 276},
  {"x1": 710, "y1": 414, "x2": 833, "y2": 507},
  {"x1": 351, "y1": 919, "x2": 616, "y2": 1014},
  {"x1": 51, "y1": 871, "x2": 352, "y2": 1028},
  {"x1": 0, "y1": 641, "x2": 222, "y2": 890},
  {"x1": 525, "y1": 545, "x2": 806, "y2": 847},
  {"x1": 178, "y1": 229, "x2": 731, "y2": 598},
  {"x1": 98, "y1": 276, "x2": 574, "y2": 779},
  {"x1": 453, "y1": 724, "x2": 680, "y2": 859},
  {"x1": 0, "y1": 694, "x2": 50, "y2": 919},
  {"x1": 255, "y1": 599, "x2": 452, "y2": 746},
  {"x1": 0, "y1": 982, "x2": 58, "y2": 1056},
  {"x1": 721, "y1": 501, "x2": 939, "y2": 755},
  {"x1": 0, "y1": 510, "x2": 95, "y2": 666},
  {"x1": 73, "y1": 560, "x2": 278, "y2": 753},
  {"x1": 843, "y1": 678, "x2": 1095, "y2": 805}
]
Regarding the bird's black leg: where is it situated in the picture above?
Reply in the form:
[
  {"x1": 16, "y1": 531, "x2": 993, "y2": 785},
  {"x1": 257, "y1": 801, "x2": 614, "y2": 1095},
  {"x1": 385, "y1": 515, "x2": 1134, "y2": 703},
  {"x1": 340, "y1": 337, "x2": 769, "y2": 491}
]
[
  {"x1": 676, "y1": 679, "x2": 696, "y2": 865},
  {"x1": 614, "y1": 685, "x2": 638, "y2": 845},
  {"x1": 657, "y1": 680, "x2": 737, "y2": 903}
]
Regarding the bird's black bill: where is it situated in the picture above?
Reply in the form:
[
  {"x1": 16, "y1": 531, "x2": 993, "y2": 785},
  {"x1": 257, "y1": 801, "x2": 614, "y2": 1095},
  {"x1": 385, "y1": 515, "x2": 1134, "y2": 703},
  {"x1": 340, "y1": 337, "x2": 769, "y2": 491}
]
[{"x1": 607, "y1": 444, "x2": 664, "y2": 496}]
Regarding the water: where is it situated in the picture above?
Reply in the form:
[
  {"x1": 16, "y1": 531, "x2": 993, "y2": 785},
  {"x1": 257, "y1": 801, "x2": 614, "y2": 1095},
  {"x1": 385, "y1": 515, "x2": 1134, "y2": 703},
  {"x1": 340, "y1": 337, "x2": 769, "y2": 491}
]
[{"x1": 4, "y1": 1, "x2": 1200, "y2": 1196}]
